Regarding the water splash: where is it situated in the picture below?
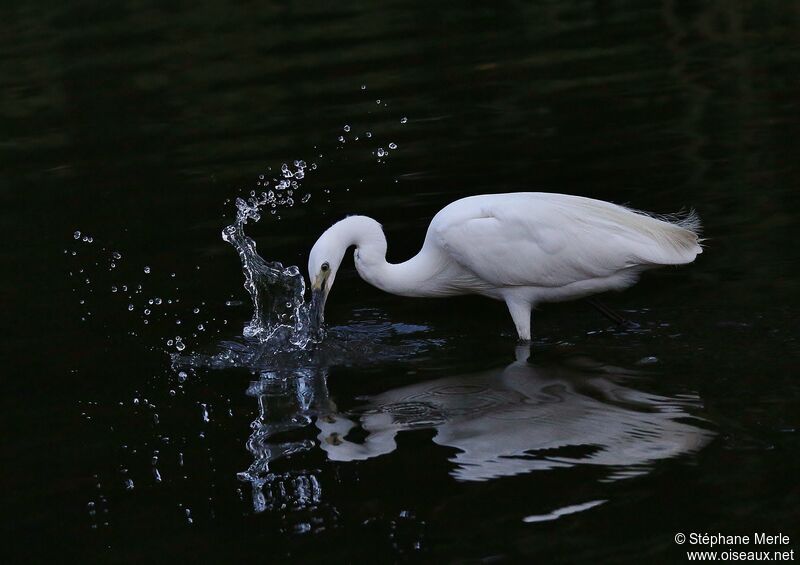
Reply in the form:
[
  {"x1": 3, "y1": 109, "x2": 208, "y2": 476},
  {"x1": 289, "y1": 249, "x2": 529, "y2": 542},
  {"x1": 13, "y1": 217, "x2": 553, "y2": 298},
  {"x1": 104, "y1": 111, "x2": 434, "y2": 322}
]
[{"x1": 221, "y1": 181, "x2": 322, "y2": 351}]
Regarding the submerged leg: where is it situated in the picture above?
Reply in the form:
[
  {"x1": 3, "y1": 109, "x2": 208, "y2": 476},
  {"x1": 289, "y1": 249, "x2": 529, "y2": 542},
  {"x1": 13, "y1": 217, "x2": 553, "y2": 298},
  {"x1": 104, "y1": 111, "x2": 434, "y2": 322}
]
[
  {"x1": 505, "y1": 299, "x2": 532, "y2": 341},
  {"x1": 513, "y1": 343, "x2": 531, "y2": 363},
  {"x1": 586, "y1": 298, "x2": 639, "y2": 329}
]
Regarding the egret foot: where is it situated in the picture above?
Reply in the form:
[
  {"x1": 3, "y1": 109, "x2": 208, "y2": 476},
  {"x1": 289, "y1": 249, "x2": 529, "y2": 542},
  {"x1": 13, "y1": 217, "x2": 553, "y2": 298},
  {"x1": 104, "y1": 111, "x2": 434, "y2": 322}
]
[{"x1": 586, "y1": 298, "x2": 640, "y2": 329}]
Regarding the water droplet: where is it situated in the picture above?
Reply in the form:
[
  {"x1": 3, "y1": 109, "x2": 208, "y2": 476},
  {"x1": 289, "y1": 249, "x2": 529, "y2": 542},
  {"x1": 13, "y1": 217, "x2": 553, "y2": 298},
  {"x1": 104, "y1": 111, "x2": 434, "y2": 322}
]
[
  {"x1": 124, "y1": 479, "x2": 134, "y2": 491},
  {"x1": 193, "y1": 307, "x2": 200, "y2": 314},
  {"x1": 111, "y1": 286, "x2": 117, "y2": 293},
  {"x1": 400, "y1": 117, "x2": 408, "y2": 124},
  {"x1": 338, "y1": 136, "x2": 345, "y2": 143},
  {"x1": 376, "y1": 99, "x2": 381, "y2": 104},
  {"x1": 301, "y1": 194, "x2": 311, "y2": 203},
  {"x1": 365, "y1": 131, "x2": 372, "y2": 138},
  {"x1": 178, "y1": 371, "x2": 188, "y2": 383},
  {"x1": 637, "y1": 356, "x2": 659, "y2": 365},
  {"x1": 360, "y1": 84, "x2": 366, "y2": 90},
  {"x1": 377, "y1": 148, "x2": 386, "y2": 157},
  {"x1": 128, "y1": 304, "x2": 134, "y2": 311},
  {"x1": 73, "y1": 231, "x2": 81, "y2": 239},
  {"x1": 343, "y1": 125, "x2": 350, "y2": 132},
  {"x1": 144, "y1": 309, "x2": 151, "y2": 316},
  {"x1": 175, "y1": 340, "x2": 186, "y2": 352},
  {"x1": 389, "y1": 142, "x2": 397, "y2": 150},
  {"x1": 112, "y1": 252, "x2": 122, "y2": 260},
  {"x1": 144, "y1": 266, "x2": 151, "y2": 274}
]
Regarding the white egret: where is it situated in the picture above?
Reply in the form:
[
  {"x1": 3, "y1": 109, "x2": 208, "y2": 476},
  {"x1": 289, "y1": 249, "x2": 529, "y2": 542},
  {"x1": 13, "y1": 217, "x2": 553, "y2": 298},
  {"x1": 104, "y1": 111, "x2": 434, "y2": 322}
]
[{"x1": 308, "y1": 192, "x2": 702, "y2": 340}]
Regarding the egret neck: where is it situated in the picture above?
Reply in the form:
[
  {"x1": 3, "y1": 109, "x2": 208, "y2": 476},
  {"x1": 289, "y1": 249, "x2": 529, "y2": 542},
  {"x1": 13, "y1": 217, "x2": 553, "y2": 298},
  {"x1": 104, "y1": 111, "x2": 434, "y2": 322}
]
[{"x1": 325, "y1": 216, "x2": 445, "y2": 298}]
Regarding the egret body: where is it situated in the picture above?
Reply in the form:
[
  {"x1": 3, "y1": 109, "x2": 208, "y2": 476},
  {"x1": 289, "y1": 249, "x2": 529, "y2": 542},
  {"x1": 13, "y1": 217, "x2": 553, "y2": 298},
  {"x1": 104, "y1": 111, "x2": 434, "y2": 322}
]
[{"x1": 308, "y1": 193, "x2": 702, "y2": 340}]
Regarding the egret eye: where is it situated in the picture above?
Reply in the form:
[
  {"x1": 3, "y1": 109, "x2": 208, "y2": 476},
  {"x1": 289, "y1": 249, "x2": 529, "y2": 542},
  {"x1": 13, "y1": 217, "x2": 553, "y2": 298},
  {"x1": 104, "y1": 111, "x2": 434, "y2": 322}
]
[{"x1": 321, "y1": 262, "x2": 330, "y2": 272}]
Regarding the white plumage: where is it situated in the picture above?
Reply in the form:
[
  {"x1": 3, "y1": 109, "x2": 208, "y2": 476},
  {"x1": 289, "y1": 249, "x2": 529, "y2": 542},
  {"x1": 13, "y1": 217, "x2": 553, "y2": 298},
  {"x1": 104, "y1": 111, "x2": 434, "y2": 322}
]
[{"x1": 308, "y1": 192, "x2": 702, "y2": 340}]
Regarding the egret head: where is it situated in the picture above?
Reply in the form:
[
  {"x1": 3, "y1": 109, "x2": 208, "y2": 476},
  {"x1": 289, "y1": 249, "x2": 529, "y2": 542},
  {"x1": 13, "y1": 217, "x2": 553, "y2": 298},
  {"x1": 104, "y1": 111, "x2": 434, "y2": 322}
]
[{"x1": 307, "y1": 229, "x2": 348, "y2": 328}]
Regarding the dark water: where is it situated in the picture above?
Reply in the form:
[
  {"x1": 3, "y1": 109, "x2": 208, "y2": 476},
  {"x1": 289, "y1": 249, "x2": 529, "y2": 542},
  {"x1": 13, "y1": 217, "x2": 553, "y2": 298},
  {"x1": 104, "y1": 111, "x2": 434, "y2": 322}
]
[{"x1": 4, "y1": 1, "x2": 800, "y2": 562}]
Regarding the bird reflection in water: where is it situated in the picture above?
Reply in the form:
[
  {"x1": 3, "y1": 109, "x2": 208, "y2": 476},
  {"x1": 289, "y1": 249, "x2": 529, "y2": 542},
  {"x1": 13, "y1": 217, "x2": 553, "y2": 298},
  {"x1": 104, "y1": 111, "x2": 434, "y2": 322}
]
[
  {"x1": 318, "y1": 346, "x2": 714, "y2": 482},
  {"x1": 237, "y1": 346, "x2": 714, "y2": 517}
]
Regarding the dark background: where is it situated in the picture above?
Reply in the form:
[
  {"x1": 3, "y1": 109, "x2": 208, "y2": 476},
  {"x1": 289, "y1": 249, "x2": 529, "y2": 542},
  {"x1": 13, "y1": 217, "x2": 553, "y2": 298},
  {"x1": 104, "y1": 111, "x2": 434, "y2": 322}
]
[{"x1": 2, "y1": 1, "x2": 799, "y2": 562}]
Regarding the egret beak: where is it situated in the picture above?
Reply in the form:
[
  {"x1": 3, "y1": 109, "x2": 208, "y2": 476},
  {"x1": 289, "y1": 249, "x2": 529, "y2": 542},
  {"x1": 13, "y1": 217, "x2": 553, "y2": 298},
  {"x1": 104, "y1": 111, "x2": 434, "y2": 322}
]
[{"x1": 309, "y1": 273, "x2": 328, "y2": 329}]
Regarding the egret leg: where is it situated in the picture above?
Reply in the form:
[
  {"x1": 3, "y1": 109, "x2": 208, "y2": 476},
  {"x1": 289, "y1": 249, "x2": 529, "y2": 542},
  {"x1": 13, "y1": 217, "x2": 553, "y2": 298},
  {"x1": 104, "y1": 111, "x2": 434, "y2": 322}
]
[
  {"x1": 505, "y1": 299, "x2": 532, "y2": 341},
  {"x1": 586, "y1": 298, "x2": 639, "y2": 329}
]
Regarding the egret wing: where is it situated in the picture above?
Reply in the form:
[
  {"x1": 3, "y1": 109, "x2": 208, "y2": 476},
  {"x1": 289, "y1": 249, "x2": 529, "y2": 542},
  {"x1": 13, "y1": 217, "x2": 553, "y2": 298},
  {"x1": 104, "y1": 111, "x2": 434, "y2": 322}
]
[{"x1": 432, "y1": 194, "x2": 697, "y2": 288}]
